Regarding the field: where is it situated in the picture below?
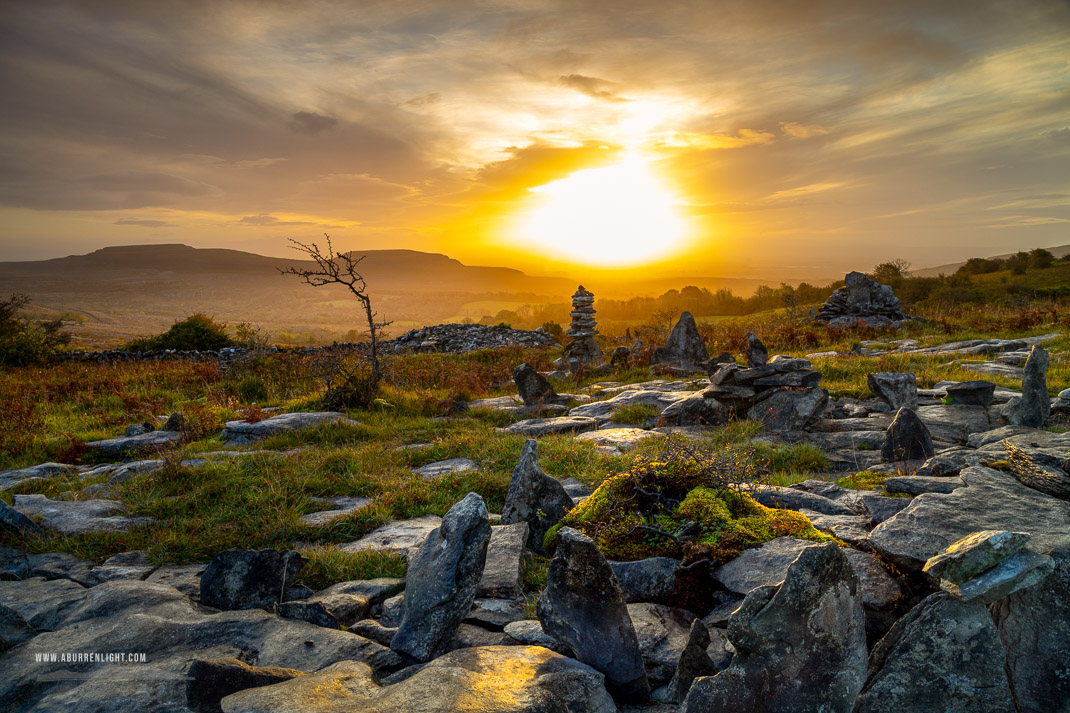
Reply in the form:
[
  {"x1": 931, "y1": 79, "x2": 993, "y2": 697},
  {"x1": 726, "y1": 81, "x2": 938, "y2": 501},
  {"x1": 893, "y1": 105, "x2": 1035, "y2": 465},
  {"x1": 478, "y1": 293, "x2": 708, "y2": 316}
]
[{"x1": 2, "y1": 303, "x2": 1068, "y2": 591}]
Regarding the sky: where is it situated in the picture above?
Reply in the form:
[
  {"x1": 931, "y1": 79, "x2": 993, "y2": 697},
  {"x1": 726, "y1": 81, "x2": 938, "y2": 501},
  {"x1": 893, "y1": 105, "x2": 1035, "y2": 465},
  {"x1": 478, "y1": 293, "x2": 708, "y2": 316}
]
[{"x1": 0, "y1": 0, "x2": 1068, "y2": 281}]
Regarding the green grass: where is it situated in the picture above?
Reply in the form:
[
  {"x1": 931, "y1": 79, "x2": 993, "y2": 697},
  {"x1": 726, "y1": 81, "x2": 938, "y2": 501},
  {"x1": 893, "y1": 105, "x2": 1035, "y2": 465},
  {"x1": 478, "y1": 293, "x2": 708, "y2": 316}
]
[{"x1": 610, "y1": 403, "x2": 662, "y2": 425}]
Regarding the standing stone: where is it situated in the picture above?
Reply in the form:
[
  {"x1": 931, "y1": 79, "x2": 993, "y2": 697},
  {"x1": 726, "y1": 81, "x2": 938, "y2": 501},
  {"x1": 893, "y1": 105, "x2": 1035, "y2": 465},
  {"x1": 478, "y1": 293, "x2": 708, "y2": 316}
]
[
  {"x1": 658, "y1": 311, "x2": 709, "y2": 369},
  {"x1": 745, "y1": 333, "x2": 768, "y2": 368},
  {"x1": 537, "y1": 527, "x2": 650, "y2": 701},
  {"x1": 990, "y1": 545, "x2": 1070, "y2": 713},
  {"x1": 562, "y1": 286, "x2": 603, "y2": 366},
  {"x1": 512, "y1": 362, "x2": 561, "y2": 406},
  {"x1": 391, "y1": 493, "x2": 491, "y2": 662},
  {"x1": 1003, "y1": 345, "x2": 1051, "y2": 427},
  {"x1": 501, "y1": 440, "x2": 575, "y2": 553},
  {"x1": 682, "y1": 543, "x2": 867, "y2": 713},
  {"x1": 868, "y1": 372, "x2": 918, "y2": 411},
  {"x1": 477, "y1": 522, "x2": 528, "y2": 599},
  {"x1": 199, "y1": 549, "x2": 306, "y2": 611},
  {"x1": 881, "y1": 407, "x2": 935, "y2": 462},
  {"x1": 854, "y1": 593, "x2": 1014, "y2": 713},
  {"x1": 666, "y1": 619, "x2": 718, "y2": 703}
]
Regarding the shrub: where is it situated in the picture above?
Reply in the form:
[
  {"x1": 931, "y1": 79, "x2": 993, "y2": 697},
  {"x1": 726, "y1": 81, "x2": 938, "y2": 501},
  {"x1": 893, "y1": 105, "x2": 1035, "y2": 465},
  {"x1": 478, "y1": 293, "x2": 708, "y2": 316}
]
[
  {"x1": 126, "y1": 314, "x2": 234, "y2": 352},
  {"x1": 0, "y1": 294, "x2": 71, "y2": 366}
]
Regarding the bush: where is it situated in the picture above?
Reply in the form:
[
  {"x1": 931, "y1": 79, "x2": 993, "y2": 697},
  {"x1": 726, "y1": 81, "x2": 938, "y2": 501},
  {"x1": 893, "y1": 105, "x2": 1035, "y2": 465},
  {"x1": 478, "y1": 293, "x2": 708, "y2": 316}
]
[
  {"x1": 0, "y1": 294, "x2": 71, "y2": 366},
  {"x1": 126, "y1": 314, "x2": 234, "y2": 352}
]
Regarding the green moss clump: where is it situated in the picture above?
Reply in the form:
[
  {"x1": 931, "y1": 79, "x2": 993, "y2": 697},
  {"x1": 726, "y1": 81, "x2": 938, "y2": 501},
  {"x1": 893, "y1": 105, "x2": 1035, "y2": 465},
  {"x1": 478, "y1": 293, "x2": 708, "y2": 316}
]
[{"x1": 837, "y1": 470, "x2": 890, "y2": 491}]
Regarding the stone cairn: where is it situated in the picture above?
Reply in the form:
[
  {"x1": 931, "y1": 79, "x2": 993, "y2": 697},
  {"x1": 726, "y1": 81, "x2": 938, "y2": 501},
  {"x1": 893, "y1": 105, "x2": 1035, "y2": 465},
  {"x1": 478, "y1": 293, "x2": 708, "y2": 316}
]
[
  {"x1": 815, "y1": 271, "x2": 908, "y2": 328},
  {"x1": 561, "y1": 285, "x2": 603, "y2": 366}
]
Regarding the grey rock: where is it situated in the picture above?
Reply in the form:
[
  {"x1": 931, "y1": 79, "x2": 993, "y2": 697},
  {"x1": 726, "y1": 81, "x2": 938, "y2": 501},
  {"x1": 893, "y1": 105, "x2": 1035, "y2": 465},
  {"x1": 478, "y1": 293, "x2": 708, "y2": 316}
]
[
  {"x1": 512, "y1": 361, "x2": 564, "y2": 405},
  {"x1": 660, "y1": 312, "x2": 709, "y2": 369},
  {"x1": 315, "y1": 578, "x2": 405, "y2": 607},
  {"x1": 917, "y1": 403, "x2": 994, "y2": 444},
  {"x1": 746, "y1": 388, "x2": 828, "y2": 431},
  {"x1": 611, "y1": 557, "x2": 679, "y2": 603},
  {"x1": 219, "y1": 645, "x2": 617, "y2": 713},
  {"x1": 299, "y1": 497, "x2": 372, "y2": 527},
  {"x1": 445, "y1": 621, "x2": 506, "y2": 650},
  {"x1": 941, "y1": 549, "x2": 1054, "y2": 603},
  {"x1": 816, "y1": 271, "x2": 907, "y2": 324},
  {"x1": 752, "y1": 369, "x2": 823, "y2": 388},
  {"x1": 86, "y1": 429, "x2": 184, "y2": 458},
  {"x1": 274, "y1": 599, "x2": 341, "y2": 629},
  {"x1": 659, "y1": 392, "x2": 731, "y2": 427},
  {"x1": 186, "y1": 657, "x2": 305, "y2": 713},
  {"x1": 379, "y1": 593, "x2": 404, "y2": 627},
  {"x1": 745, "y1": 333, "x2": 768, "y2": 367},
  {"x1": 0, "y1": 579, "x2": 399, "y2": 713},
  {"x1": 0, "y1": 462, "x2": 76, "y2": 491},
  {"x1": 944, "y1": 380, "x2": 997, "y2": 407},
  {"x1": 682, "y1": 543, "x2": 867, "y2": 713},
  {"x1": 883, "y1": 474, "x2": 964, "y2": 495},
  {"x1": 0, "y1": 603, "x2": 36, "y2": 651},
  {"x1": 867, "y1": 372, "x2": 918, "y2": 411},
  {"x1": 503, "y1": 619, "x2": 568, "y2": 652},
  {"x1": 990, "y1": 545, "x2": 1070, "y2": 713},
  {"x1": 338, "y1": 515, "x2": 441, "y2": 558},
  {"x1": 92, "y1": 549, "x2": 156, "y2": 583},
  {"x1": 869, "y1": 467, "x2": 1070, "y2": 572},
  {"x1": 569, "y1": 389, "x2": 691, "y2": 423},
  {"x1": 750, "y1": 485, "x2": 855, "y2": 515},
  {"x1": 501, "y1": 415, "x2": 599, "y2": 437},
  {"x1": 477, "y1": 522, "x2": 528, "y2": 598},
  {"x1": 0, "y1": 498, "x2": 43, "y2": 536},
  {"x1": 500, "y1": 440, "x2": 576, "y2": 553},
  {"x1": 880, "y1": 407, "x2": 935, "y2": 462},
  {"x1": 1002, "y1": 345, "x2": 1051, "y2": 427},
  {"x1": 665, "y1": 619, "x2": 717, "y2": 703},
  {"x1": 412, "y1": 457, "x2": 478, "y2": 480},
  {"x1": 349, "y1": 619, "x2": 397, "y2": 646},
  {"x1": 220, "y1": 412, "x2": 358, "y2": 444},
  {"x1": 575, "y1": 427, "x2": 666, "y2": 452},
  {"x1": 859, "y1": 492, "x2": 912, "y2": 523},
  {"x1": 144, "y1": 564, "x2": 207, "y2": 599},
  {"x1": 200, "y1": 549, "x2": 306, "y2": 611},
  {"x1": 1003, "y1": 439, "x2": 1070, "y2": 500},
  {"x1": 854, "y1": 593, "x2": 1013, "y2": 713},
  {"x1": 628, "y1": 602, "x2": 696, "y2": 685},
  {"x1": 537, "y1": 527, "x2": 650, "y2": 701},
  {"x1": 768, "y1": 355, "x2": 812, "y2": 372},
  {"x1": 923, "y1": 530, "x2": 1032, "y2": 584},
  {"x1": 464, "y1": 597, "x2": 526, "y2": 631},
  {"x1": 391, "y1": 492, "x2": 491, "y2": 662},
  {"x1": 23, "y1": 551, "x2": 100, "y2": 587},
  {"x1": 12, "y1": 495, "x2": 152, "y2": 535}
]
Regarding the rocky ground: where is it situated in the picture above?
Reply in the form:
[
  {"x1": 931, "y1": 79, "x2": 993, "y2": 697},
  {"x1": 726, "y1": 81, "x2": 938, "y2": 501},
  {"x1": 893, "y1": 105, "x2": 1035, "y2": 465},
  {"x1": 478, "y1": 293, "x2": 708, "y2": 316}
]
[{"x1": 1, "y1": 328, "x2": 1068, "y2": 712}]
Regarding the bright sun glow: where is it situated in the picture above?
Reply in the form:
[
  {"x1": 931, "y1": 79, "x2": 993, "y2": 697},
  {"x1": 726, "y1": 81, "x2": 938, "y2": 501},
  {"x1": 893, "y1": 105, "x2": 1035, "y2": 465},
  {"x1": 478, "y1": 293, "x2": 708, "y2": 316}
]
[{"x1": 515, "y1": 154, "x2": 689, "y2": 267}]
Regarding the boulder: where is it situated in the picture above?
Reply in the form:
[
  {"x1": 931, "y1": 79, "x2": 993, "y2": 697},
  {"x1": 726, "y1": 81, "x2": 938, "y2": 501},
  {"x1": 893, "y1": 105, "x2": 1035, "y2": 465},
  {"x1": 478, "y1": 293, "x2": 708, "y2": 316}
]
[
  {"x1": 880, "y1": 407, "x2": 934, "y2": 462},
  {"x1": 944, "y1": 380, "x2": 997, "y2": 408},
  {"x1": 512, "y1": 362, "x2": 564, "y2": 406},
  {"x1": 0, "y1": 499, "x2": 43, "y2": 536},
  {"x1": 867, "y1": 372, "x2": 918, "y2": 411},
  {"x1": 746, "y1": 388, "x2": 828, "y2": 431},
  {"x1": 412, "y1": 457, "x2": 478, "y2": 480},
  {"x1": 659, "y1": 392, "x2": 731, "y2": 427},
  {"x1": 219, "y1": 646, "x2": 617, "y2": 713},
  {"x1": 659, "y1": 311, "x2": 709, "y2": 369},
  {"x1": 0, "y1": 579, "x2": 399, "y2": 712},
  {"x1": 940, "y1": 549, "x2": 1054, "y2": 603},
  {"x1": 11, "y1": 495, "x2": 152, "y2": 535},
  {"x1": 85, "y1": 430, "x2": 183, "y2": 458},
  {"x1": 922, "y1": 530, "x2": 1031, "y2": 584},
  {"x1": 338, "y1": 515, "x2": 441, "y2": 558},
  {"x1": 628, "y1": 602, "x2": 696, "y2": 685},
  {"x1": 854, "y1": 593, "x2": 1013, "y2": 713},
  {"x1": 142, "y1": 564, "x2": 205, "y2": 599},
  {"x1": 501, "y1": 416, "x2": 599, "y2": 437},
  {"x1": 990, "y1": 545, "x2": 1070, "y2": 713},
  {"x1": 665, "y1": 619, "x2": 718, "y2": 703},
  {"x1": 574, "y1": 427, "x2": 666, "y2": 452},
  {"x1": 745, "y1": 333, "x2": 768, "y2": 367},
  {"x1": 500, "y1": 440, "x2": 575, "y2": 553},
  {"x1": 220, "y1": 412, "x2": 359, "y2": 445},
  {"x1": 610, "y1": 557, "x2": 679, "y2": 603},
  {"x1": 1002, "y1": 345, "x2": 1051, "y2": 427},
  {"x1": 883, "y1": 474, "x2": 963, "y2": 495},
  {"x1": 349, "y1": 619, "x2": 397, "y2": 646},
  {"x1": 200, "y1": 549, "x2": 306, "y2": 611},
  {"x1": 682, "y1": 543, "x2": 867, "y2": 713},
  {"x1": 0, "y1": 462, "x2": 76, "y2": 491},
  {"x1": 186, "y1": 657, "x2": 305, "y2": 713},
  {"x1": 0, "y1": 603, "x2": 35, "y2": 651},
  {"x1": 464, "y1": 597, "x2": 526, "y2": 631},
  {"x1": 391, "y1": 492, "x2": 491, "y2": 662},
  {"x1": 502, "y1": 620, "x2": 566, "y2": 652},
  {"x1": 537, "y1": 527, "x2": 650, "y2": 701},
  {"x1": 477, "y1": 522, "x2": 528, "y2": 598},
  {"x1": 868, "y1": 467, "x2": 1070, "y2": 572}
]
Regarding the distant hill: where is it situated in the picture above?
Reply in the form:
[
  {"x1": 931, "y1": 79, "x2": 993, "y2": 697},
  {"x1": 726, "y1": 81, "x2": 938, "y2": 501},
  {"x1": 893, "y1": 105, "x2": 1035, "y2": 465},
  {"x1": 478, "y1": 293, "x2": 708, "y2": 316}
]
[{"x1": 913, "y1": 244, "x2": 1070, "y2": 277}]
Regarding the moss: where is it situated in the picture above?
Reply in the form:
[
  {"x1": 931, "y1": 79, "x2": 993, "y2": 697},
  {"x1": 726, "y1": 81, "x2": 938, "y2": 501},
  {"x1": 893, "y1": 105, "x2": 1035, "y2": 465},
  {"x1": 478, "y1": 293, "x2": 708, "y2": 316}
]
[
  {"x1": 837, "y1": 470, "x2": 890, "y2": 491},
  {"x1": 980, "y1": 459, "x2": 1009, "y2": 470},
  {"x1": 677, "y1": 486, "x2": 732, "y2": 522}
]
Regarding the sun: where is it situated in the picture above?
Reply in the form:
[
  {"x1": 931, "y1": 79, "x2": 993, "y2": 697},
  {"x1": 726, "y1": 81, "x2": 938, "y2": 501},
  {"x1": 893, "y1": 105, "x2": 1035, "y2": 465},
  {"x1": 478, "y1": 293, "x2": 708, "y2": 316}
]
[{"x1": 514, "y1": 153, "x2": 689, "y2": 267}]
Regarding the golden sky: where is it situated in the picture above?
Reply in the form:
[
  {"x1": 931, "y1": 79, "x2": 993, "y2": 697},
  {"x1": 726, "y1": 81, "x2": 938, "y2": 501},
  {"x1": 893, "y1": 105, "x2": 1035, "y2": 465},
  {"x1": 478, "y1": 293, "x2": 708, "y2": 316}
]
[{"x1": 1, "y1": 0, "x2": 1068, "y2": 280}]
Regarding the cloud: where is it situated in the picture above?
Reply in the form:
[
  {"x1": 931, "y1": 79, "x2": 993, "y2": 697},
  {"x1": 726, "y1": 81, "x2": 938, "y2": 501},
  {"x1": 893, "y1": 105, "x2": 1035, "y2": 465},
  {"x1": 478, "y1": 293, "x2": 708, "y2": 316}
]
[
  {"x1": 1044, "y1": 127, "x2": 1070, "y2": 144},
  {"x1": 288, "y1": 112, "x2": 338, "y2": 135},
  {"x1": 780, "y1": 122, "x2": 829, "y2": 139},
  {"x1": 113, "y1": 218, "x2": 178, "y2": 227},
  {"x1": 238, "y1": 214, "x2": 316, "y2": 226},
  {"x1": 656, "y1": 129, "x2": 776, "y2": 150},
  {"x1": 557, "y1": 74, "x2": 628, "y2": 103}
]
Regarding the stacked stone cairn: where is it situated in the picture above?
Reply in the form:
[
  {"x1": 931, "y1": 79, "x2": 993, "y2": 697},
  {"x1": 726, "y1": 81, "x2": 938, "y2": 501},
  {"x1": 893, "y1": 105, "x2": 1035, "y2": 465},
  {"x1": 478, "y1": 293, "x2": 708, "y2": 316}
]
[
  {"x1": 815, "y1": 271, "x2": 909, "y2": 328},
  {"x1": 561, "y1": 285, "x2": 603, "y2": 367}
]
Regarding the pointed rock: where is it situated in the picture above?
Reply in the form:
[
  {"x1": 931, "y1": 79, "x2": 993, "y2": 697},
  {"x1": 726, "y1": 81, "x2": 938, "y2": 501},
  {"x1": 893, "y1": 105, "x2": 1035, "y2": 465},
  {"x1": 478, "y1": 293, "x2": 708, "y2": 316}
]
[
  {"x1": 537, "y1": 527, "x2": 650, "y2": 702},
  {"x1": 660, "y1": 311, "x2": 709, "y2": 369},
  {"x1": 501, "y1": 440, "x2": 575, "y2": 553},
  {"x1": 391, "y1": 492, "x2": 491, "y2": 662},
  {"x1": 745, "y1": 333, "x2": 768, "y2": 367},
  {"x1": 868, "y1": 372, "x2": 918, "y2": 411},
  {"x1": 880, "y1": 407, "x2": 934, "y2": 462},
  {"x1": 512, "y1": 362, "x2": 562, "y2": 406},
  {"x1": 682, "y1": 543, "x2": 867, "y2": 713},
  {"x1": 666, "y1": 619, "x2": 717, "y2": 703},
  {"x1": 1002, "y1": 345, "x2": 1050, "y2": 427}
]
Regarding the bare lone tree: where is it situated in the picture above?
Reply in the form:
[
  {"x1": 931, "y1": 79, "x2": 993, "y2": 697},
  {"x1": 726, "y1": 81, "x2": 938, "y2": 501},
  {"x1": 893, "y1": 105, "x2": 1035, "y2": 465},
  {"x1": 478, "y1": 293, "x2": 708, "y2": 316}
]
[{"x1": 280, "y1": 234, "x2": 391, "y2": 408}]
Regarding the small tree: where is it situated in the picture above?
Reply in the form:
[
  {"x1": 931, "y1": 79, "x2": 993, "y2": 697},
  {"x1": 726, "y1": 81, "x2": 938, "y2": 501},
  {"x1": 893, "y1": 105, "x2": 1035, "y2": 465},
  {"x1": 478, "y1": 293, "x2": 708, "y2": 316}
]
[
  {"x1": 280, "y1": 234, "x2": 390, "y2": 408},
  {"x1": 870, "y1": 258, "x2": 911, "y2": 283},
  {"x1": 0, "y1": 294, "x2": 72, "y2": 366},
  {"x1": 1030, "y1": 248, "x2": 1054, "y2": 270}
]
